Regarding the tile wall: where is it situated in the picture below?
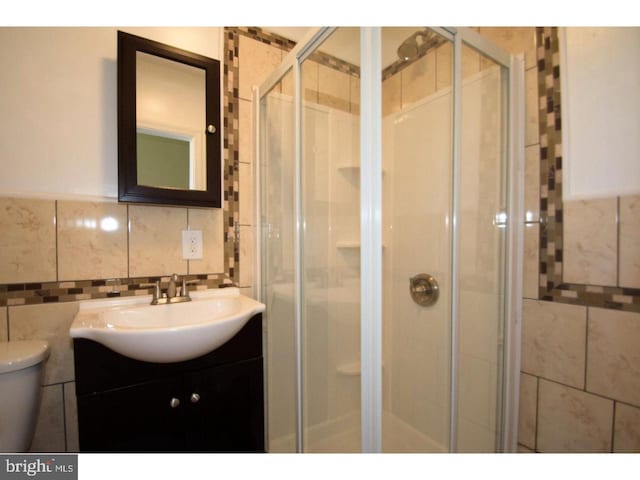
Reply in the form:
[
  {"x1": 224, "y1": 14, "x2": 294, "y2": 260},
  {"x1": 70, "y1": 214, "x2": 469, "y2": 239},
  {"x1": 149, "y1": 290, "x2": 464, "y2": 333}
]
[
  {"x1": 536, "y1": 28, "x2": 640, "y2": 312},
  {"x1": 516, "y1": 28, "x2": 640, "y2": 452},
  {"x1": 230, "y1": 27, "x2": 360, "y2": 298},
  {"x1": 0, "y1": 198, "x2": 227, "y2": 451}
]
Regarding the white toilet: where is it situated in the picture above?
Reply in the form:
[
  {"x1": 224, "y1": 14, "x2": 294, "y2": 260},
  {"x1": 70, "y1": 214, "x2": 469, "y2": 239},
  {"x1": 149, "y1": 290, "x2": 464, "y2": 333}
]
[{"x1": 0, "y1": 340, "x2": 50, "y2": 452}]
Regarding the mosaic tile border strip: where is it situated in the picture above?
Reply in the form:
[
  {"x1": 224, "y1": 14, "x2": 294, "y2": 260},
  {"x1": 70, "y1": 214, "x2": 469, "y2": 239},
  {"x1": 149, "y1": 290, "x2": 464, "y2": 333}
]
[
  {"x1": 223, "y1": 27, "x2": 240, "y2": 284},
  {"x1": 235, "y1": 27, "x2": 297, "y2": 53},
  {"x1": 233, "y1": 27, "x2": 361, "y2": 78},
  {"x1": 225, "y1": 26, "x2": 362, "y2": 286},
  {"x1": 0, "y1": 274, "x2": 232, "y2": 307},
  {"x1": 536, "y1": 27, "x2": 640, "y2": 313}
]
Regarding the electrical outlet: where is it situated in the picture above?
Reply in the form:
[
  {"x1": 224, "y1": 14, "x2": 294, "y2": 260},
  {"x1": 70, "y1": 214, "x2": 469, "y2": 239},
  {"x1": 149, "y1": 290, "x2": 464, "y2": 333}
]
[{"x1": 182, "y1": 230, "x2": 203, "y2": 259}]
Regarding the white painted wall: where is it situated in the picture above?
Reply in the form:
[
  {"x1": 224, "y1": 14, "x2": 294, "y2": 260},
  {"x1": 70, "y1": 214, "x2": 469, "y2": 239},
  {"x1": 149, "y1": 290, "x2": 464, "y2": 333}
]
[
  {"x1": 560, "y1": 27, "x2": 640, "y2": 200},
  {"x1": 0, "y1": 27, "x2": 221, "y2": 199}
]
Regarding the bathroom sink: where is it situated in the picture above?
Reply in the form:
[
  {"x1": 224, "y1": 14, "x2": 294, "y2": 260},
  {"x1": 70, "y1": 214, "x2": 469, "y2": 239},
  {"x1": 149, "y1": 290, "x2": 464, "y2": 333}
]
[{"x1": 70, "y1": 288, "x2": 265, "y2": 363}]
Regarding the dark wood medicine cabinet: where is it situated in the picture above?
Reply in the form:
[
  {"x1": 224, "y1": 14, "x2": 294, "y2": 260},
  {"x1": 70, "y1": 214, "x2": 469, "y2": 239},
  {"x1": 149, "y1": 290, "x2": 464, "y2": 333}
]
[{"x1": 117, "y1": 30, "x2": 222, "y2": 208}]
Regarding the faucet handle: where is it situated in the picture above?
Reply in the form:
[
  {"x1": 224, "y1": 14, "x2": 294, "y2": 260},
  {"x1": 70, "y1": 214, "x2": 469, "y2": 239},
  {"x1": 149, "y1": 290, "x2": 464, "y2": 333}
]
[
  {"x1": 147, "y1": 281, "x2": 160, "y2": 304},
  {"x1": 181, "y1": 277, "x2": 189, "y2": 299}
]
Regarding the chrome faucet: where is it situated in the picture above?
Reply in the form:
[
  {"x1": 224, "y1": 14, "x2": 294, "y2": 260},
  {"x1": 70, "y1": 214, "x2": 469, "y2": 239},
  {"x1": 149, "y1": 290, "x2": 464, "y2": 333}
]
[{"x1": 150, "y1": 273, "x2": 192, "y2": 305}]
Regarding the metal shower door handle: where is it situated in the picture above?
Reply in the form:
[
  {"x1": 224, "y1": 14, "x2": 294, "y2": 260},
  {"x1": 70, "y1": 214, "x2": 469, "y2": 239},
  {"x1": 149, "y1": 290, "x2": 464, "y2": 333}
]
[{"x1": 409, "y1": 274, "x2": 439, "y2": 307}]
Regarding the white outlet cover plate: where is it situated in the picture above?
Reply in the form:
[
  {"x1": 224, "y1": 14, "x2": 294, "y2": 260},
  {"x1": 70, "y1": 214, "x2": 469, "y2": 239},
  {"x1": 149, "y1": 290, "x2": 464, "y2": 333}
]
[{"x1": 182, "y1": 230, "x2": 203, "y2": 259}]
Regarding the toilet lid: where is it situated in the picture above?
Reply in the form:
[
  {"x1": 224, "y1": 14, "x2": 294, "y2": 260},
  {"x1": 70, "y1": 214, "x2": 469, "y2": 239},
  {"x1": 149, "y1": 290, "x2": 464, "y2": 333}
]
[{"x1": 0, "y1": 340, "x2": 50, "y2": 374}]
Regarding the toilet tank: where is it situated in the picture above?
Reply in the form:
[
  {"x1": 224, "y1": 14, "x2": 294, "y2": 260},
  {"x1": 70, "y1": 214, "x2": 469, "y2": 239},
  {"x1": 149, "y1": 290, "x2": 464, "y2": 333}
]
[{"x1": 0, "y1": 340, "x2": 50, "y2": 452}]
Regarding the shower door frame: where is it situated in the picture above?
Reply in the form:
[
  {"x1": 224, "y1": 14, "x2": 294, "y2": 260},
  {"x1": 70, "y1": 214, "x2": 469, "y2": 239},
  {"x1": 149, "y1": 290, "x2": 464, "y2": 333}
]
[{"x1": 255, "y1": 26, "x2": 524, "y2": 453}]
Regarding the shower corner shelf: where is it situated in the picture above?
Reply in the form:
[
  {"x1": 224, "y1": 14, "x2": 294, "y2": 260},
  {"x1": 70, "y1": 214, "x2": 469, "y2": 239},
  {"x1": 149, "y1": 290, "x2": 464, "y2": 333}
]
[
  {"x1": 337, "y1": 361, "x2": 361, "y2": 376},
  {"x1": 336, "y1": 241, "x2": 386, "y2": 250},
  {"x1": 336, "y1": 361, "x2": 384, "y2": 376},
  {"x1": 336, "y1": 164, "x2": 386, "y2": 175}
]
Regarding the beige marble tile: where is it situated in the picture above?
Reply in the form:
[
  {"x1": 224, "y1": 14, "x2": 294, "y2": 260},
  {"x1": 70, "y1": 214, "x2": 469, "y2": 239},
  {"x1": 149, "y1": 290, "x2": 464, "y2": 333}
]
[
  {"x1": 239, "y1": 225, "x2": 255, "y2": 287},
  {"x1": 382, "y1": 73, "x2": 402, "y2": 117},
  {"x1": 518, "y1": 372, "x2": 538, "y2": 449},
  {"x1": 525, "y1": 67, "x2": 539, "y2": 147},
  {"x1": 521, "y1": 299, "x2": 587, "y2": 388},
  {"x1": 538, "y1": 379, "x2": 613, "y2": 452},
  {"x1": 317, "y1": 64, "x2": 350, "y2": 112},
  {"x1": 435, "y1": 42, "x2": 452, "y2": 91},
  {"x1": 563, "y1": 198, "x2": 618, "y2": 286},
  {"x1": 0, "y1": 197, "x2": 56, "y2": 284},
  {"x1": 303, "y1": 61, "x2": 319, "y2": 104},
  {"x1": 614, "y1": 402, "x2": 640, "y2": 452},
  {"x1": 0, "y1": 307, "x2": 7, "y2": 341},
  {"x1": 525, "y1": 145, "x2": 540, "y2": 222},
  {"x1": 523, "y1": 223, "x2": 539, "y2": 300},
  {"x1": 129, "y1": 205, "x2": 187, "y2": 277},
  {"x1": 186, "y1": 208, "x2": 224, "y2": 275},
  {"x1": 462, "y1": 44, "x2": 480, "y2": 80},
  {"x1": 57, "y1": 200, "x2": 128, "y2": 281},
  {"x1": 239, "y1": 162, "x2": 254, "y2": 226},
  {"x1": 587, "y1": 307, "x2": 640, "y2": 406},
  {"x1": 619, "y1": 195, "x2": 640, "y2": 288},
  {"x1": 349, "y1": 75, "x2": 360, "y2": 115},
  {"x1": 239, "y1": 285, "x2": 256, "y2": 301},
  {"x1": 64, "y1": 382, "x2": 79, "y2": 452},
  {"x1": 239, "y1": 36, "x2": 283, "y2": 101},
  {"x1": 9, "y1": 301, "x2": 79, "y2": 385},
  {"x1": 239, "y1": 98, "x2": 253, "y2": 164},
  {"x1": 282, "y1": 59, "x2": 318, "y2": 103},
  {"x1": 478, "y1": 27, "x2": 537, "y2": 70},
  {"x1": 29, "y1": 384, "x2": 66, "y2": 452},
  {"x1": 401, "y1": 50, "x2": 436, "y2": 108}
]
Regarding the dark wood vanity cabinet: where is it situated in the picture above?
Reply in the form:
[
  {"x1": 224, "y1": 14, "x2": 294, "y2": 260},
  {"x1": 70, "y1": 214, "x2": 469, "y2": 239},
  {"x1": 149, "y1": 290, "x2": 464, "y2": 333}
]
[{"x1": 73, "y1": 314, "x2": 264, "y2": 453}]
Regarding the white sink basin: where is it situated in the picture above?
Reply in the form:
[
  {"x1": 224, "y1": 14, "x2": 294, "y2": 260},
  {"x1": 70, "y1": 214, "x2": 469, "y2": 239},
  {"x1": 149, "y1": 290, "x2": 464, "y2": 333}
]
[{"x1": 70, "y1": 288, "x2": 265, "y2": 363}]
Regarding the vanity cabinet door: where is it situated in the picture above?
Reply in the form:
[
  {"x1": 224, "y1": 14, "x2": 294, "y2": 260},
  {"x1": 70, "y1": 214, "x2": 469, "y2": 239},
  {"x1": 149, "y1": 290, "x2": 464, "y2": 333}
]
[
  {"x1": 77, "y1": 375, "x2": 186, "y2": 452},
  {"x1": 184, "y1": 358, "x2": 264, "y2": 452}
]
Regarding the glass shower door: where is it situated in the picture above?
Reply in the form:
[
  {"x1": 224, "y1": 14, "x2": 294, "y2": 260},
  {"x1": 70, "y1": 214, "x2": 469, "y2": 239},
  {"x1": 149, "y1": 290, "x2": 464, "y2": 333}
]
[
  {"x1": 300, "y1": 28, "x2": 362, "y2": 453},
  {"x1": 380, "y1": 28, "x2": 510, "y2": 452},
  {"x1": 259, "y1": 27, "x2": 518, "y2": 453},
  {"x1": 260, "y1": 71, "x2": 297, "y2": 453},
  {"x1": 381, "y1": 27, "x2": 454, "y2": 452}
]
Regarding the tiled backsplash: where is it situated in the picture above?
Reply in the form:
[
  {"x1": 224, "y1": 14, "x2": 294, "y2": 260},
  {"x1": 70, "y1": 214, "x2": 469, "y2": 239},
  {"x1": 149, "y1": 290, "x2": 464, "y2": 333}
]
[{"x1": 0, "y1": 197, "x2": 230, "y2": 307}]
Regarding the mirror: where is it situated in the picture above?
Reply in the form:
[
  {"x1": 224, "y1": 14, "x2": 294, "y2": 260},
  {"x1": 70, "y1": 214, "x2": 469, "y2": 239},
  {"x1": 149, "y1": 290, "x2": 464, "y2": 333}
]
[{"x1": 118, "y1": 31, "x2": 221, "y2": 207}]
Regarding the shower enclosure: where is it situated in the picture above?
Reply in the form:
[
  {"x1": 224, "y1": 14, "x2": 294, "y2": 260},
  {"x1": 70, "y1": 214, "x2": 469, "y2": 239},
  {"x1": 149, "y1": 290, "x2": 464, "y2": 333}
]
[{"x1": 255, "y1": 27, "x2": 524, "y2": 452}]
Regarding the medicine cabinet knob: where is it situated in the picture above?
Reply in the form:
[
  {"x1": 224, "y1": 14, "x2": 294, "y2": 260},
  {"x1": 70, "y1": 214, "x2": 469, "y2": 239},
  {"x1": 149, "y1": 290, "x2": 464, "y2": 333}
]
[
  {"x1": 207, "y1": 124, "x2": 216, "y2": 134},
  {"x1": 190, "y1": 393, "x2": 201, "y2": 404},
  {"x1": 169, "y1": 397, "x2": 181, "y2": 409}
]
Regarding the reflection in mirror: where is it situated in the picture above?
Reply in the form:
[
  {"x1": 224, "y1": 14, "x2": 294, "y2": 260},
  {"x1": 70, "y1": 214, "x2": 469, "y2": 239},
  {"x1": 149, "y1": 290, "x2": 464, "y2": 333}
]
[{"x1": 136, "y1": 52, "x2": 207, "y2": 191}]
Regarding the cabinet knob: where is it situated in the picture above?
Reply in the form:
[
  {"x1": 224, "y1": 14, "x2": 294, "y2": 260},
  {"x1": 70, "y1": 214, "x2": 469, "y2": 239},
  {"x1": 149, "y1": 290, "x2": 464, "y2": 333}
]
[
  {"x1": 169, "y1": 397, "x2": 181, "y2": 408},
  {"x1": 190, "y1": 393, "x2": 201, "y2": 404}
]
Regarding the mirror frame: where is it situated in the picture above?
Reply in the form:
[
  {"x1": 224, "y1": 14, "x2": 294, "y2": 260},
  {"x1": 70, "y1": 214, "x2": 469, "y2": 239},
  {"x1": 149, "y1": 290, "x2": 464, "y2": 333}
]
[{"x1": 117, "y1": 30, "x2": 221, "y2": 207}]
